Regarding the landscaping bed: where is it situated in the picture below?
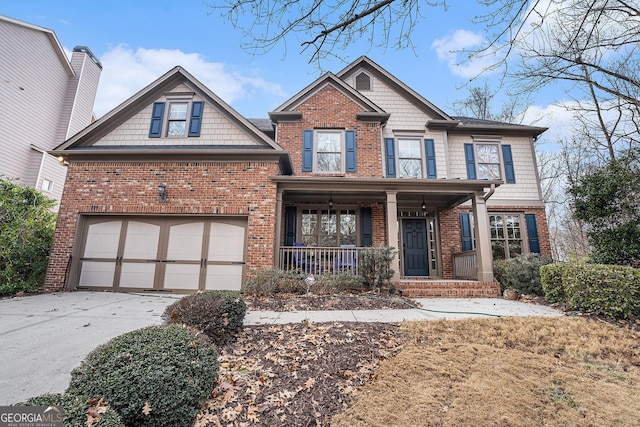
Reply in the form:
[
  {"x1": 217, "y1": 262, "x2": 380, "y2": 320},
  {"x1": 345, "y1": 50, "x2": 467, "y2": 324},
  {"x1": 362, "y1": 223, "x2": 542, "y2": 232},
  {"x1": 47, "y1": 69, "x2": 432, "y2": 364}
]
[{"x1": 245, "y1": 292, "x2": 420, "y2": 311}]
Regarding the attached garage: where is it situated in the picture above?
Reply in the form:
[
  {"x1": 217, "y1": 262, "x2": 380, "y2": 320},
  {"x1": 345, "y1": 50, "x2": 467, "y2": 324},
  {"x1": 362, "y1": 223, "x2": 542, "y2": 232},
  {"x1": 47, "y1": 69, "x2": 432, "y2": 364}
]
[{"x1": 72, "y1": 216, "x2": 247, "y2": 293}]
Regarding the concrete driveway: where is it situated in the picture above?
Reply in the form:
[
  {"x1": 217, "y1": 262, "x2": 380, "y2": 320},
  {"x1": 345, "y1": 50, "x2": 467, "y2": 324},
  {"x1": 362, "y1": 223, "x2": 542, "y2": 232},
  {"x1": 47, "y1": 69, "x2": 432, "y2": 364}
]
[
  {"x1": 0, "y1": 291, "x2": 563, "y2": 405},
  {"x1": 0, "y1": 291, "x2": 183, "y2": 405}
]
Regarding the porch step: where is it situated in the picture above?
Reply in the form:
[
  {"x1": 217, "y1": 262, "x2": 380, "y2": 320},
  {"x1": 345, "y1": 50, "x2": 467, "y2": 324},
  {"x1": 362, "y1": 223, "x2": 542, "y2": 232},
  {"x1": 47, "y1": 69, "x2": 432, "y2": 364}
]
[{"x1": 396, "y1": 280, "x2": 501, "y2": 298}]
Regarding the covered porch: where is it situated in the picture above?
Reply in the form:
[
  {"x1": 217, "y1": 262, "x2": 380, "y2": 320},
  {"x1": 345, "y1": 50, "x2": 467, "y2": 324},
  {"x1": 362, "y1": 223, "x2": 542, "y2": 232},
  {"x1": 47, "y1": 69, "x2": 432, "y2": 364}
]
[{"x1": 271, "y1": 176, "x2": 501, "y2": 288}]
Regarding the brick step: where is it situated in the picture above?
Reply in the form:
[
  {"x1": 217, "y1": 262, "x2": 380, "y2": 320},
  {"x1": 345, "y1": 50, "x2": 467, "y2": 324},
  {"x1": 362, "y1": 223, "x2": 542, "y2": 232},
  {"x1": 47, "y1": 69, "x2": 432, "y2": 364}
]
[{"x1": 396, "y1": 280, "x2": 501, "y2": 298}]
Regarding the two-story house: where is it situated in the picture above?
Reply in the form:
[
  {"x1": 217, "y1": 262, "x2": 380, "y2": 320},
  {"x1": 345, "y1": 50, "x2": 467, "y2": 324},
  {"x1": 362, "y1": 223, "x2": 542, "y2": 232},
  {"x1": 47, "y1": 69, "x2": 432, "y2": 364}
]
[
  {"x1": 0, "y1": 14, "x2": 102, "y2": 206},
  {"x1": 46, "y1": 57, "x2": 550, "y2": 297}
]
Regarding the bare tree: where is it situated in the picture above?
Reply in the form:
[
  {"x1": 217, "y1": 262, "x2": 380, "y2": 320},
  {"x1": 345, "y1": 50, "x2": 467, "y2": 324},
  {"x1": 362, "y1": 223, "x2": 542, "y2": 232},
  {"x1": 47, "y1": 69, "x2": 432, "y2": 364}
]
[
  {"x1": 450, "y1": 81, "x2": 531, "y2": 123},
  {"x1": 210, "y1": 0, "x2": 446, "y2": 67}
]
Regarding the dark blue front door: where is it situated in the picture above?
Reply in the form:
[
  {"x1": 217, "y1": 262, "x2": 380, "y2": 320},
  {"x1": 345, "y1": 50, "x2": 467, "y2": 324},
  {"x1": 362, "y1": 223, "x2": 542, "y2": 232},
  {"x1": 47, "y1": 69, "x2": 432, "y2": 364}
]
[{"x1": 402, "y1": 219, "x2": 429, "y2": 276}]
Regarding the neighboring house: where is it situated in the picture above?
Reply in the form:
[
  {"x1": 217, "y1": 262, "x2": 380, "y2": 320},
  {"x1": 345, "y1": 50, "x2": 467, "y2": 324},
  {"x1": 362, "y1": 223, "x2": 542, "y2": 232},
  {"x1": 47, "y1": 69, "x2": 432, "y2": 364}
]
[
  {"x1": 46, "y1": 57, "x2": 550, "y2": 297},
  {"x1": 0, "y1": 14, "x2": 102, "y2": 206}
]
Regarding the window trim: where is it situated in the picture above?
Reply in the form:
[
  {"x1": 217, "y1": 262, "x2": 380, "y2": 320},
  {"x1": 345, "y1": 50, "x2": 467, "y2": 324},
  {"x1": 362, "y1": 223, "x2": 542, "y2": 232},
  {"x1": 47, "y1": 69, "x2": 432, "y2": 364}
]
[
  {"x1": 41, "y1": 178, "x2": 53, "y2": 193},
  {"x1": 475, "y1": 143, "x2": 501, "y2": 180},
  {"x1": 165, "y1": 101, "x2": 191, "y2": 138},
  {"x1": 462, "y1": 211, "x2": 528, "y2": 259},
  {"x1": 354, "y1": 71, "x2": 372, "y2": 91},
  {"x1": 397, "y1": 138, "x2": 424, "y2": 178},
  {"x1": 313, "y1": 130, "x2": 346, "y2": 174},
  {"x1": 298, "y1": 207, "x2": 359, "y2": 247}
]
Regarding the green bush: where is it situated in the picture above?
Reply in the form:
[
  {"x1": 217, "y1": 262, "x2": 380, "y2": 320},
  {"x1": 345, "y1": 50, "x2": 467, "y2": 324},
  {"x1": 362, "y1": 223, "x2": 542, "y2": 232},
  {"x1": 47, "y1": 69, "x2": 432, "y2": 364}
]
[
  {"x1": 67, "y1": 325, "x2": 219, "y2": 427},
  {"x1": 22, "y1": 393, "x2": 124, "y2": 427},
  {"x1": 563, "y1": 261, "x2": 640, "y2": 319},
  {"x1": 163, "y1": 291, "x2": 246, "y2": 347},
  {"x1": 540, "y1": 263, "x2": 568, "y2": 303},
  {"x1": 493, "y1": 253, "x2": 553, "y2": 295},
  {"x1": 242, "y1": 268, "x2": 306, "y2": 295},
  {"x1": 0, "y1": 179, "x2": 56, "y2": 296},
  {"x1": 358, "y1": 247, "x2": 397, "y2": 290}
]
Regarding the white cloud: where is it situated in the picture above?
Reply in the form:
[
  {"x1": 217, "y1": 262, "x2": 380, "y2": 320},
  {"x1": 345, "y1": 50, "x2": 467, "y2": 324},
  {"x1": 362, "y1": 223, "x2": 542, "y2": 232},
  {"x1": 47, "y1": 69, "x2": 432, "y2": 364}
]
[
  {"x1": 431, "y1": 30, "x2": 497, "y2": 78},
  {"x1": 93, "y1": 44, "x2": 286, "y2": 118}
]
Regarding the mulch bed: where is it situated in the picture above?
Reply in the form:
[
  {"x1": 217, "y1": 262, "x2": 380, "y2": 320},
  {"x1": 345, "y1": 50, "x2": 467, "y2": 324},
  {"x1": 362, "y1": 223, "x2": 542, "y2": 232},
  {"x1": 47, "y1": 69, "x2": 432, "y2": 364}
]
[
  {"x1": 195, "y1": 322, "x2": 404, "y2": 426},
  {"x1": 245, "y1": 293, "x2": 420, "y2": 312}
]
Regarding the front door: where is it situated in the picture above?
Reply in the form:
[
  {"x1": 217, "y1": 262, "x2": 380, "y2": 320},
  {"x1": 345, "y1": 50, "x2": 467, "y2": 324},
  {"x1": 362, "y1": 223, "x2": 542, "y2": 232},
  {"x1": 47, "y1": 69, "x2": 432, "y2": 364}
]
[{"x1": 402, "y1": 219, "x2": 429, "y2": 276}]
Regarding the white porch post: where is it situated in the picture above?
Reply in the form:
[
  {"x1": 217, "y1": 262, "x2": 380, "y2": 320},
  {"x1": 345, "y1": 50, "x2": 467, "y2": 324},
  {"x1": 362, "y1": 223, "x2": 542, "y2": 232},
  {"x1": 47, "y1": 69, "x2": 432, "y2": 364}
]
[
  {"x1": 472, "y1": 191, "x2": 494, "y2": 282},
  {"x1": 385, "y1": 191, "x2": 401, "y2": 281},
  {"x1": 273, "y1": 188, "x2": 283, "y2": 269}
]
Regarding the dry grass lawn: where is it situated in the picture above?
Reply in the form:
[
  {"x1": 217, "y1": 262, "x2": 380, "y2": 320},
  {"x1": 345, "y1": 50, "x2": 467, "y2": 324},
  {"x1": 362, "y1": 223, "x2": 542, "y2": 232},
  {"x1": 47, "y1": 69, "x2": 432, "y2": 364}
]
[{"x1": 332, "y1": 317, "x2": 640, "y2": 427}]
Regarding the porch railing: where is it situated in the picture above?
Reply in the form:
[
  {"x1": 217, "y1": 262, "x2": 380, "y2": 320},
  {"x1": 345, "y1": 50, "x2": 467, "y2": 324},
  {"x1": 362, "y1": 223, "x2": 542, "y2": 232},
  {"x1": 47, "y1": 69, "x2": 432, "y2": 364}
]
[
  {"x1": 453, "y1": 251, "x2": 477, "y2": 280},
  {"x1": 278, "y1": 246, "x2": 361, "y2": 275}
]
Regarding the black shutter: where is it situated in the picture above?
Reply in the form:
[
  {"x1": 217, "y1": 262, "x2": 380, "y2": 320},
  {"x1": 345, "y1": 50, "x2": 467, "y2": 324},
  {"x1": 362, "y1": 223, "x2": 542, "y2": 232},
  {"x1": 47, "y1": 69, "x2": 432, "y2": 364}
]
[
  {"x1": 149, "y1": 102, "x2": 165, "y2": 138},
  {"x1": 284, "y1": 207, "x2": 297, "y2": 246},
  {"x1": 360, "y1": 207, "x2": 373, "y2": 247}
]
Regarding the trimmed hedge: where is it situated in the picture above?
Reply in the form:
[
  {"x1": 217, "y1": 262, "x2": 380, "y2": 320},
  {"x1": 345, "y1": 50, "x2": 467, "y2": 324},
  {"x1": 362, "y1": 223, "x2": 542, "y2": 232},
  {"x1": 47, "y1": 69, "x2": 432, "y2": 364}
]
[
  {"x1": 67, "y1": 325, "x2": 218, "y2": 427},
  {"x1": 163, "y1": 290, "x2": 247, "y2": 346},
  {"x1": 540, "y1": 263, "x2": 567, "y2": 303},
  {"x1": 493, "y1": 253, "x2": 553, "y2": 295},
  {"x1": 541, "y1": 260, "x2": 640, "y2": 319},
  {"x1": 563, "y1": 261, "x2": 640, "y2": 319}
]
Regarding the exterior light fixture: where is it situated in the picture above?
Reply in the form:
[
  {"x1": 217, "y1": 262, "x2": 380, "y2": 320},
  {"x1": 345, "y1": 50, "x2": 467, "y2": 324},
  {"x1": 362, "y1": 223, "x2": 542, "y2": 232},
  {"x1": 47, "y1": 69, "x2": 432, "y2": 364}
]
[
  {"x1": 421, "y1": 196, "x2": 427, "y2": 212},
  {"x1": 328, "y1": 196, "x2": 334, "y2": 209},
  {"x1": 57, "y1": 156, "x2": 69, "y2": 167},
  {"x1": 157, "y1": 183, "x2": 167, "y2": 202}
]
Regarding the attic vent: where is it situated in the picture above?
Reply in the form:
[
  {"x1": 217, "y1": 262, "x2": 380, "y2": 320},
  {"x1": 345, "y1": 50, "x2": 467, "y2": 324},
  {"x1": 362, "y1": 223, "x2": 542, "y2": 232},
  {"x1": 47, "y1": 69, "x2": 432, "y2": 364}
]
[{"x1": 355, "y1": 72, "x2": 371, "y2": 91}]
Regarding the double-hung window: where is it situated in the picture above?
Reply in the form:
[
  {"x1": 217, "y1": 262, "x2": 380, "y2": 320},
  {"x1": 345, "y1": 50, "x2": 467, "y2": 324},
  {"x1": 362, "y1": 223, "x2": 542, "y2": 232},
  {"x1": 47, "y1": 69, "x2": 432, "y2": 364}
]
[
  {"x1": 398, "y1": 139, "x2": 423, "y2": 178},
  {"x1": 302, "y1": 129, "x2": 357, "y2": 173},
  {"x1": 464, "y1": 141, "x2": 515, "y2": 183},
  {"x1": 167, "y1": 103, "x2": 188, "y2": 136},
  {"x1": 476, "y1": 144, "x2": 500, "y2": 180},
  {"x1": 316, "y1": 131, "x2": 343, "y2": 173},
  {"x1": 489, "y1": 214, "x2": 523, "y2": 259}
]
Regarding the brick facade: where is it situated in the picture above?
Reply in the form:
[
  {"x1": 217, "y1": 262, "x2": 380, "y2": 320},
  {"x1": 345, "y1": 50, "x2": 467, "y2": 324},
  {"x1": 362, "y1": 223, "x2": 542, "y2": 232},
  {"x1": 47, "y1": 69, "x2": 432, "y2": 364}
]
[
  {"x1": 45, "y1": 160, "x2": 279, "y2": 290},
  {"x1": 276, "y1": 85, "x2": 383, "y2": 178}
]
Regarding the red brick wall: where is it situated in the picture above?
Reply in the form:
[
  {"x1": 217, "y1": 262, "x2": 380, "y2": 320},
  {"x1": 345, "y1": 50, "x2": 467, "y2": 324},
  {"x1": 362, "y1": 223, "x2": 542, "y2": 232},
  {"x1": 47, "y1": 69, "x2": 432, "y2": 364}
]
[
  {"x1": 277, "y1": 85, "x2": 383, "y2": 178},
  {"x1": 45, "y1": 160, "x2": 280, "y2": 290}
]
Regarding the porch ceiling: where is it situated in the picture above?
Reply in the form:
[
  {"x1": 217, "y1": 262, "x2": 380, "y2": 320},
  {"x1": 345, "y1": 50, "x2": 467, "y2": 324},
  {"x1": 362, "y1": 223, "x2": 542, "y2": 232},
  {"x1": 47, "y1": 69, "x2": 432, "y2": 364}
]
[{"x1": 272, "y1": 176, "x2": 501, "y2": 208}]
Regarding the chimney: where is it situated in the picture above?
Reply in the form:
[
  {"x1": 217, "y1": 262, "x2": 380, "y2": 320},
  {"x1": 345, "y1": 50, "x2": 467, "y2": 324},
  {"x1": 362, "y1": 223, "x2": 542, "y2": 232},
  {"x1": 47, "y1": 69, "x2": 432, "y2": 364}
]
[{"x1": 57, "y1": 46, "x2": 103, "y2": 142}]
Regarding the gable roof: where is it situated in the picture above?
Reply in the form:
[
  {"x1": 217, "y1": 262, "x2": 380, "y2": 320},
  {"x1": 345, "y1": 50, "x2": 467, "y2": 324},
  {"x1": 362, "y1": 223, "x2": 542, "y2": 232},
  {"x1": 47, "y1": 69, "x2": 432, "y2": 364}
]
[
  {"x1": 269, "y1": 72, "x2": 389, "y2": 123},
  {"x1": 336, "y1": 56, "x2": 454, "y2": 121},
  {"x1": 0, "y1": 14, "x2": 75, "y2": 77},
  {"x1": 52, "y1": 66, "x2": 292, "y2": 173}
]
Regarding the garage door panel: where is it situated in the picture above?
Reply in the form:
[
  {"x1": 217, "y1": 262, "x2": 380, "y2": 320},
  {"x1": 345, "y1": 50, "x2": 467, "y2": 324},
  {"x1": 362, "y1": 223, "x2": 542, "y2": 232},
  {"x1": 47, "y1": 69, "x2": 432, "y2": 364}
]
[
  {"x1": 205, "y1": 265, "x2": 243, "y2": 291},
  {"x1": 167, "y1": 222, "x2": 204, "y2": 260},
  {"x1": 208, "y1": 222, "x2": 245, "y2": 261},
  {"x1": 79, "y1": 261, "x2": 116, "y2": 287},
  {"x1": 84, "y1": 221, "x2": 122, "y2": 258},
  {"x1": 119, "y1": 263, "x2": 156, "y2": 289},
  {"x1": 123, "y1": 222, "x2": 160, "y2": 259},
  {"x1": 164, "y1": 264, "x2": 201, "y2": 290}
]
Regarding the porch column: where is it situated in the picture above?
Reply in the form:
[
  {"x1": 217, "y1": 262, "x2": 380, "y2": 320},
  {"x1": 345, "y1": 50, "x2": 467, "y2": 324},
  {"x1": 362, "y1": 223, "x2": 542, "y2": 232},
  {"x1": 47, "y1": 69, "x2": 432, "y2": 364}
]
[
  {"x1": 472, "y1": 192, "x2": 494, "y2": 282},
  {"x1": 385, "y1": 191, "x2": 401, "y2": 281},
  {"x1": 273, "y1": 188, "x2": 284, "y2": 269}
]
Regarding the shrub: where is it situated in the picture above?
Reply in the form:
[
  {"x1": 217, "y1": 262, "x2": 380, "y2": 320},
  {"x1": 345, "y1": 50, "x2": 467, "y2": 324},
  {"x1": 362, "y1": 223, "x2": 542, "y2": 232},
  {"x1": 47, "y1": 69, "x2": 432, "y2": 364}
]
[
  {"x1": 358, "y1": 247, "x2": 397, "y2": 290},
  {"x1": 493, "y1": 253, "x2": 553, "y2": 295},
  {"x1": 242, "y1": 268, "x2": 306, "y2": 295},
  {"x1": 540, "y1": 263, "x2": 568, "y2": 303},
  {"x1": 0, "y1": 179, "x2": 56, "y2": 296},
  {"x1": 163, "y1": 291, "x2": 247, "y2": 346},
  {"x1": 563, "y1": 261, "x2": 640, "y2": 319},
  {"x1": 67, "y1": 325, "x2": 219, "y2": 427},
  {"x1": 22, "y1": 393, "x2": 124, "y2": 427},
  {"x1": 312, "y1": 272, "x2": 365, "y2": 294}
]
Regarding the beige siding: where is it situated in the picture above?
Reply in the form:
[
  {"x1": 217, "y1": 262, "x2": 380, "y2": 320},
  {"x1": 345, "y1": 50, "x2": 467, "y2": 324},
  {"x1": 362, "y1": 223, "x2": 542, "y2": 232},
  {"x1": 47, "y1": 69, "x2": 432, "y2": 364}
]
[
  {"x1": 346, "y1": 69, "x2": 448, "y2": 178},
  {"x1": 0, "y1": 19, "x2": 69, "y2": 182},
  {"x1": 96, "y1": 87, "x2": 264, "y2": 146},
  {"x1": 65, "y1": 52, "x2": 102, "y2": 139},
  {"x1": 37, "y1": 153, "x2": 66, "y2": 211},
  {"x1": 448, "y1": 134, "x2": 541, "y2": 200}
]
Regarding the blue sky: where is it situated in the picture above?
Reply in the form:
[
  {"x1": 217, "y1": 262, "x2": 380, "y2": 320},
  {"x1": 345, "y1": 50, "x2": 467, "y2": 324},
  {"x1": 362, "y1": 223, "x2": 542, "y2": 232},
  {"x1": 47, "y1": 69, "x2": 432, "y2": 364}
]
[{"x1": 1, "y1": 0, "x2": 572, "y2": 144}]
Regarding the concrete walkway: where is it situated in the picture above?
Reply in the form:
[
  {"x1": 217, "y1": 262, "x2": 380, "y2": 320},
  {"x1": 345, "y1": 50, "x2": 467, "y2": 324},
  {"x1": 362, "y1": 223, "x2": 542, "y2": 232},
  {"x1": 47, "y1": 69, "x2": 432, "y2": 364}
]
[{"x1": 0, "y1": 291, "x2": 563, "y2": 405}]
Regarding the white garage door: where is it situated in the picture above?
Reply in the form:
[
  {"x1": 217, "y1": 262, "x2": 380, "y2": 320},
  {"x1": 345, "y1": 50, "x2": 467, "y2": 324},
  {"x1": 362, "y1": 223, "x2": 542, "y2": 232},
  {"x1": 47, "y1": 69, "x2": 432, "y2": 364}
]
[{"x1": 76, "y1": 216, "x2": 246, "y2": 293}]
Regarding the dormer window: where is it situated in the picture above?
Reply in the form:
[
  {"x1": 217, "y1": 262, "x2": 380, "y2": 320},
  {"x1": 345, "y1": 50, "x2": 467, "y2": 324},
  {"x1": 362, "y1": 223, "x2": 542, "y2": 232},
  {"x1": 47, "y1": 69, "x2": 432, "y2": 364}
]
[{"x1": 355, "y1": 72, "x2": 371, "y2": 91}]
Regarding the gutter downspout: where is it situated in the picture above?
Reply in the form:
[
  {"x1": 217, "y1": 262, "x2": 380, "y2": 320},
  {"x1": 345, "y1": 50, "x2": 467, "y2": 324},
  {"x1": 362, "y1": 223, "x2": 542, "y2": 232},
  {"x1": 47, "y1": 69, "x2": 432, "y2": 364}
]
[{"x1": 483, "y1": 183, "x2": 496, "y2": 201}]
